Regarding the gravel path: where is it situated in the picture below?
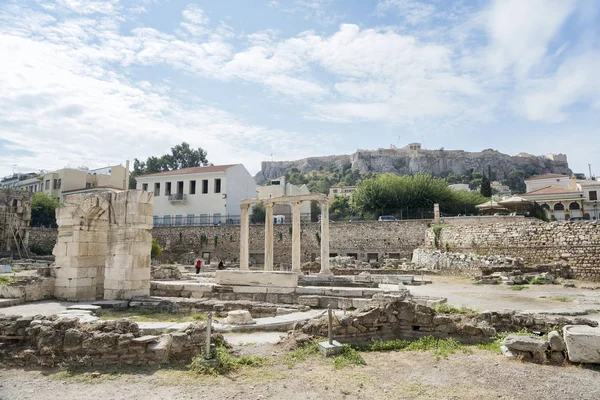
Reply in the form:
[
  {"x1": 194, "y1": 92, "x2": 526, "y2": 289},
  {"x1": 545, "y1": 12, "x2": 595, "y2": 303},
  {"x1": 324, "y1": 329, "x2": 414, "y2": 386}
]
[{"x1": 1, "y1": 349, "x2": 599, "y2": 400}]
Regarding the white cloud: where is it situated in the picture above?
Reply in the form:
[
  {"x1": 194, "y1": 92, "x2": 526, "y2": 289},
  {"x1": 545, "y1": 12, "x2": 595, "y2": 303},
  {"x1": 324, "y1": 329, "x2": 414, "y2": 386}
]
[
  {"x1": 484, "y1": 0, "x2": 575, "y2": 77},
  {"x1": 374, "y1": 0, "x2": 436, "y2": 25}
]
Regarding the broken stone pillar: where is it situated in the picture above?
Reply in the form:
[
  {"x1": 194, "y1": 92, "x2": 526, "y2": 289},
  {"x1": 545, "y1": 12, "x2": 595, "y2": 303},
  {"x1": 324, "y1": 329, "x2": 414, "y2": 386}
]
[
  {"x1": 264, "y1": 203, "x2": 274, "y2": 271},
  {"x1": 433, "y1": 203, "x2": 440, "y2": 224},
  {"x1": 291, "y1": 201, "x2": 302, "y2": 274},
  {"x1": 239, "y1": 203, "x2": 250, "y2": 270},
  {"x1": 53, "y1": 195, "x2": 110, "y2": 300},
  {"x1": 319, "y1": 200, "x2": 332, "y2": 275},
  {"x1": 104, "y1": 190, "x2": 154, "y2": 300},
  {"x1": 53, "y1": 190, "x2": 153, "y2": 301}
]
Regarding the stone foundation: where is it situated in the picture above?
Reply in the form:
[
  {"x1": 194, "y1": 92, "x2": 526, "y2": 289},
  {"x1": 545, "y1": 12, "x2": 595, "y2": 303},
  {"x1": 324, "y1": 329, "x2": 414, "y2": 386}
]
[{"x1": 0, "y1": 315, "x2": 210, "y2": 368}]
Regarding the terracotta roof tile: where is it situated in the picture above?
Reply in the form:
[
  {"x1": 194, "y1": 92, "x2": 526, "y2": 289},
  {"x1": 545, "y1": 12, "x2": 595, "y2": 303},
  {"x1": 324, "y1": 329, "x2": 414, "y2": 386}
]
[
  {"x1": 62, "y1": 186, "x2": 124, "y2": 193},
  {"x1": 138, "y1": 164, "x2": 238, "y2": 178},
  {"x1": 522, "y1": 185, "x2": 579, "y2": 196},
  {"x1": 524, "y1": 173, "x2": 570, "y2": 182},
  {"x1": 579, "y1": 181, "x2": 600, "y2": 187}
]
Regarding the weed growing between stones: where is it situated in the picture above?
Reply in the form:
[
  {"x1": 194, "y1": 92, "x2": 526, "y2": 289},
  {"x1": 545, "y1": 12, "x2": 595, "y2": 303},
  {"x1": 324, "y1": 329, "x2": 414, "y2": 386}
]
[
  {"x1": 549, "y1": 296, "x2": 573, "y2": 303},
  {"x1": 189, "y1": 346, "x2": 267, "y2": 375},
  {"x1": 510, "y1": 285, "x2": 529, "y2": 291},
  {"x1": 432, "y1": 226, "x2": 443, "y2": 249},
  {"x1": 356, "y1": 336, "x2": 471, "y2": 362},
  {"x1": 434, "y1": 303, "x2": 479, "y2": 315},
  {"x1": 285, "y1": 340, "x2": 320, "y2": 368},
  {"x1": 0, "y1": 275, "x2": 17, "y2": 285}
]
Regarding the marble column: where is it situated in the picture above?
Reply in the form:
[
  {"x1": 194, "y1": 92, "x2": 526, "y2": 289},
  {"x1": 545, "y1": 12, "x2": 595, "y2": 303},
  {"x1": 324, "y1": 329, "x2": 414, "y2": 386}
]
[
  {"x1": 264, "y1": 202, "x2": 274, "y2": 271},
  {"x1": 291, "y1": 201, "x2": 302, "y2": 274},
  {"x1": 239, "y1": 203, "x2": 250, "y2": 270},
  {"x1": 319, "y1": 200, "x2": 332, "y2": 275},
  {"x1": 433, "y1": 203, "x2": 440, "y2": 224}
]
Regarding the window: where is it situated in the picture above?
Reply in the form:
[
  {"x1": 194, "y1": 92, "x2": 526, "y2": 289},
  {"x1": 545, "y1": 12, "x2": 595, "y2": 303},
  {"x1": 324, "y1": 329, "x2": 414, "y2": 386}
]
[
  {"x1": 165, "y1": 182, "x2": 172, "y2": 196},
  {"x1": 45, "y1": 180, "x2": 49, "y2": 190},
  {"x1": 214, "y1": 178, "x2": 221, "y2": 193},
  {"x1": 200, "y1": 214, "x2": 208, "y2": 225},
  {"x1": 53, "y1": 179, "x2": 58, "y2": 189},
  {"x1": 163, "y1": 215, "x2": 171, "y2": 226},
  {"x1": 175, "y1": 215, "x2": 183, "y2": 225},
  {"x1": 154, "y1": 183, "x2": 160, "y2": 196},
  {"x1": 214, "y1": 213, "x2": 221, "y2": 225},
  {"x1": 86, "y1": 183, "x2": 91, "y2": 188},
  {"x1": 190, "y1": 180, "x2": 196, "y2": 195},
  {"x1": 177, "y1": 181, "x2": 184, "y2": 194},
  {"x1": 202, "y1": 179, "x2": 208, "y2": 194},
  {"x1": 590, "y1": 191, "x2": 598, "y2": 201},
  {"x1": 554, "y1": 203, "x2": 564, "y2": 211},
  {"x1": 142, "y1": 183, "x2": 148, "y2": 191},
  {"x1": 57, "y1": 179, "x2": 61, "y2": 189},
  {"x1": 333, "y1": 189, "x2": 338, "y2": 193},
  {"x1": 186, "y1": 214, "x2": 194, "y2": 225},
  {"x1": 153, "y1": 216, "x2": 159, "y2": 226}
]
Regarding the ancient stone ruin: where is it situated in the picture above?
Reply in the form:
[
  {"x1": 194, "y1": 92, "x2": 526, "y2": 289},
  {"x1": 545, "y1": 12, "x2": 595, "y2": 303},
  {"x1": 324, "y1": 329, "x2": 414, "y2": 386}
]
[
  {"x1": 52, "y1": 190, "x2": 153, "y2": 301},
  {"x1": 0, "y1": 189, "x2": 31, "y2": 258}
]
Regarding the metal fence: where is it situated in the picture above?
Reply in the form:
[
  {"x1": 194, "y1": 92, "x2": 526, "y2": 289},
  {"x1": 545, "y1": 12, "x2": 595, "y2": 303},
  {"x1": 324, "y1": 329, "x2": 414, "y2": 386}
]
[{"x1": 153, "y1": 213, "x2": 312, "y2": 227}]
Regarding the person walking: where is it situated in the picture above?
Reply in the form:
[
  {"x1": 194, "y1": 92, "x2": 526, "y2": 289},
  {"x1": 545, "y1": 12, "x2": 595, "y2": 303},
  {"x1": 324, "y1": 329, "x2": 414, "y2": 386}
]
[{"x1": 195, "y1": 257, "x2": 203, "y2": 274}]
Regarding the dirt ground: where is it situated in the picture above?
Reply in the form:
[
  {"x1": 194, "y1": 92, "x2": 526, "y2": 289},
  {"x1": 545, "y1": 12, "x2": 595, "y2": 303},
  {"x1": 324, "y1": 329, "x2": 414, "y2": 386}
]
[{"x1": 1, "y1": 346, "x2": 599, "y2": 400}]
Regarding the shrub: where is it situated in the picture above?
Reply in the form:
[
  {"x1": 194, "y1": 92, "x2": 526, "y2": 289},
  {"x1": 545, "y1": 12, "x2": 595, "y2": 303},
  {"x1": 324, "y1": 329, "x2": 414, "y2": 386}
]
[
  {"x1": 189, "y1": 346, "x2": 266, "y2": 375},
  {"x1": 151, "y1": 238, "x2": 162, "y2": 259}
]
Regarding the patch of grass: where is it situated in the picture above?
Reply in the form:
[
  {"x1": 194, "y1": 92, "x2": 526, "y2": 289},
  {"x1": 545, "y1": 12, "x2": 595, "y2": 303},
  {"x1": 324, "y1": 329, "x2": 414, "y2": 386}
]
[
  {"x1": 356, "y1": 336, "x2": 471, "y2": 362},
  {"x1": 0, "y1": 275, "x2": 18, "y2": 285},
  {"x1": 332, "y1": 345, "x2": 366, "y2": 369},
  {"x1": 509, "y1": 285, "x2": 529, "y2": 291},
  {"x1": 434, "y1": 303, "x2": 479, "y2": 315},
  {"x1": 189, "y1": 346, "x2": 267, "y2": 375},
  {"x1": 285, "y1": 340, "x2": 320, "y2": 368},
  {"x1": 528, "y1": 277, "x2": 546, "y2": 285},
  {"x1": 99, "y1": 310, "x2": 208, "y2": 323},
  {"x1": 549, "y1": 296, "x2": 573, "y2": 303}
]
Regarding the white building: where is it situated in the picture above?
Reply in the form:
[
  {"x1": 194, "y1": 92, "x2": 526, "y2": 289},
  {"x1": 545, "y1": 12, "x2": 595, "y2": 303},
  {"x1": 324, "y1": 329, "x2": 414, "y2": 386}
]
[
  {"x1": 257, "y1": 177, "x2": 311, "y2": 220},
  {"x1": 522, "y1": 173, "x2": 600, "y2": 221},
  {"x1": 136, "y1": 164, "x2": 256, "y2": 226}
]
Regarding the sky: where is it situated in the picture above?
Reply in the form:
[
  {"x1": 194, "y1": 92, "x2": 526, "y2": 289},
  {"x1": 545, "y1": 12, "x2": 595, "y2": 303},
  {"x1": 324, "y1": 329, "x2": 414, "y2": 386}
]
[{"x1": 0, "y1": 0, "x2": 599, "y2": 178}]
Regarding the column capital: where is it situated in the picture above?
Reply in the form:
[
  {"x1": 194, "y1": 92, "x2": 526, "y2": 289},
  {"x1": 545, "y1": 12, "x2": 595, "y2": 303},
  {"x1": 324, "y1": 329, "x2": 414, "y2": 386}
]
[{"x1": 240, "y1": 203, "x2": 250, "y2": 210}]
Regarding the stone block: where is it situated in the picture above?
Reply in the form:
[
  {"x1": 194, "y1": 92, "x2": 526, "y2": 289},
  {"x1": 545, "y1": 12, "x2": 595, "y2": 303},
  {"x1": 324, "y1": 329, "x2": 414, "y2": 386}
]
[
  {"x1": 266, "y1": 287, "x2": 296, "y2": 294},
  {"x1": 232, "y1": 286, "x2": 268, "y2": 294},
  {"x1": 215, "y1": 270, "x2": 298, "y2": 287},
  {"x1": 504, "y1": 334, "x2": 548, "y2": 353},
  {"x1": 563, "y1": 325, "x2": 600, "y2": 364},
  {"x1": 318, "y1": 340, "x2": 344, "y2": 357},
  {"x1": 298, "y1": 295, "x2": 320, "y2": 307},
  {"x1": 226, "y1": 310, "x2": 255, "y2": 325},
  {"x1": 548, "y1": 331, "x2": 566, "y2": 352},
  {"x1": 296, "y1": 287, "x2": 326, "y2": 295}
]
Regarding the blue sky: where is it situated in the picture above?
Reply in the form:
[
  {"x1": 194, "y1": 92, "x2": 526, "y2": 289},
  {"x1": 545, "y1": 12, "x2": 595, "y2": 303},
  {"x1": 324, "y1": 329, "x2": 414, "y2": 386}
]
[{"x1": 0, "y1": 0, "x2": 598, "y2": 178}]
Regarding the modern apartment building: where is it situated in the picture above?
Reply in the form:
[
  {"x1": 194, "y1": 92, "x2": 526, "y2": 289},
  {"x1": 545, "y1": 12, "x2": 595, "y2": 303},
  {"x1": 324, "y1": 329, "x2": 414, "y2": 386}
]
[
  {"x1": 256, "y1": 176, "x2": 311, "y2": 220},
  {"x1": 135, "y1": 164, "x2": 256, "y2": 226},
  {"x1": 42, "y1": 162, "x2": 129, "y2": 202}
]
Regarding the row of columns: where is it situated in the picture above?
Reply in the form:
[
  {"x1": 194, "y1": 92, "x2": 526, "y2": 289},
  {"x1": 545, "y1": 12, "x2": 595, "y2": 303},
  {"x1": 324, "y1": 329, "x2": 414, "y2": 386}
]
[{"x1": 239, "y1": 200, "x2": 331, "y2": 275}]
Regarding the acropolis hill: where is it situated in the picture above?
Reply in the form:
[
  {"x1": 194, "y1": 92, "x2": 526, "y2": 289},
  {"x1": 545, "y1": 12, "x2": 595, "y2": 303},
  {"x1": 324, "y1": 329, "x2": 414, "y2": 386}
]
[{"x1": 254, "y1": 143, "x2": 572, "y2": 184}]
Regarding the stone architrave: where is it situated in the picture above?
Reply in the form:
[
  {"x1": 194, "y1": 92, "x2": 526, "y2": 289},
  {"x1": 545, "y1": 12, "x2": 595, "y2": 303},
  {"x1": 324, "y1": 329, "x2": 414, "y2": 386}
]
[
  {"x1": 53, "y1": 190, "x2": 154, "y2": 301},
  {"x1": 319, "y1": 201, "x2": 331, "y2": 275},
  {"x1": 264, "y1": 203, "x2": 274, "y2": 271},
  {"x1": 291, "y1": 201, "x2": 302, "y2": 274},
  {"x1": 239, "y1": 203, "x2": 250, "y2": 270}
]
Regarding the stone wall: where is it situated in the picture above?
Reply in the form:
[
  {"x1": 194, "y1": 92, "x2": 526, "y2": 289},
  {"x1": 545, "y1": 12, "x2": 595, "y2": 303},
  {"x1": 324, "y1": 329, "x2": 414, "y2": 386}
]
[
  {"x1": 298, "y1": 295, "x2": 598, "y2": 344},
  {"x1": 0, "y1": 315, "x2": 208, "y2": 368},
  {"x1": 152, "y1": 220, "x2": 429, "y2": 266},
  {"x1": 0, "y1": 276, "x2": 55, "y2": 302},
  {"x1": 427, "y1": 220, "x2": 600, "y2": 280},
  {"x1": 28, "y1": 227, "x2": 58, "y2": 255}
]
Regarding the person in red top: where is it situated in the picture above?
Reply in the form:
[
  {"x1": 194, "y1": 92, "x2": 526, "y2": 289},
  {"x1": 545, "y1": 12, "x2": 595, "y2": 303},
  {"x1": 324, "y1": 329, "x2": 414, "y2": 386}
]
[{"x1": 195, "y1": 257, "x2": 203, "y2": 274}]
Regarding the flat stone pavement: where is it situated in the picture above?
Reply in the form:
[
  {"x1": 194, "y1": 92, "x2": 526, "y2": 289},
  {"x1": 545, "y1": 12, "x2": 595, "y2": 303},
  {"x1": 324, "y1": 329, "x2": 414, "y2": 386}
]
[
  {"x1": 0, "y1": 300, "x2": 96, "y2": 317},
  {"x1": 399, "y1": 276, "x2": 600, "y2": 322}
]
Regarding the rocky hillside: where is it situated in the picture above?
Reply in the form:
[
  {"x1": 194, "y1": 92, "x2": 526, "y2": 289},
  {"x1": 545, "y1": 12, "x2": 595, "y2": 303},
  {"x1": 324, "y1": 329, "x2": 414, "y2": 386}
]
[{"x1": 254, "y1": 146, "x2": 571, "y2": 184}]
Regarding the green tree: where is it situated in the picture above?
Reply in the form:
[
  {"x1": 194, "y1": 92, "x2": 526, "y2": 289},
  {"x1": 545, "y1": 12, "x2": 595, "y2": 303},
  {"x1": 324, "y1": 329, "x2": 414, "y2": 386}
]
[
  {"x1": 329, "y1": 195, "x2": 352, "y2": 221},
  {"x1": 507, "y1": 170, "x2": 527, "y2": 194},
  {"x1": 130, "y1": 142, "x2": 209, "y2": 188},
  {"x1": 480, "y1": 175, "x2": 492, "y2": 197},
  {"x1": 250, "y1": 203, "x2": 266, "y2": 224},
  {"x1": 31, "y1": 193, "x2": 59, "y2": 227}
]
